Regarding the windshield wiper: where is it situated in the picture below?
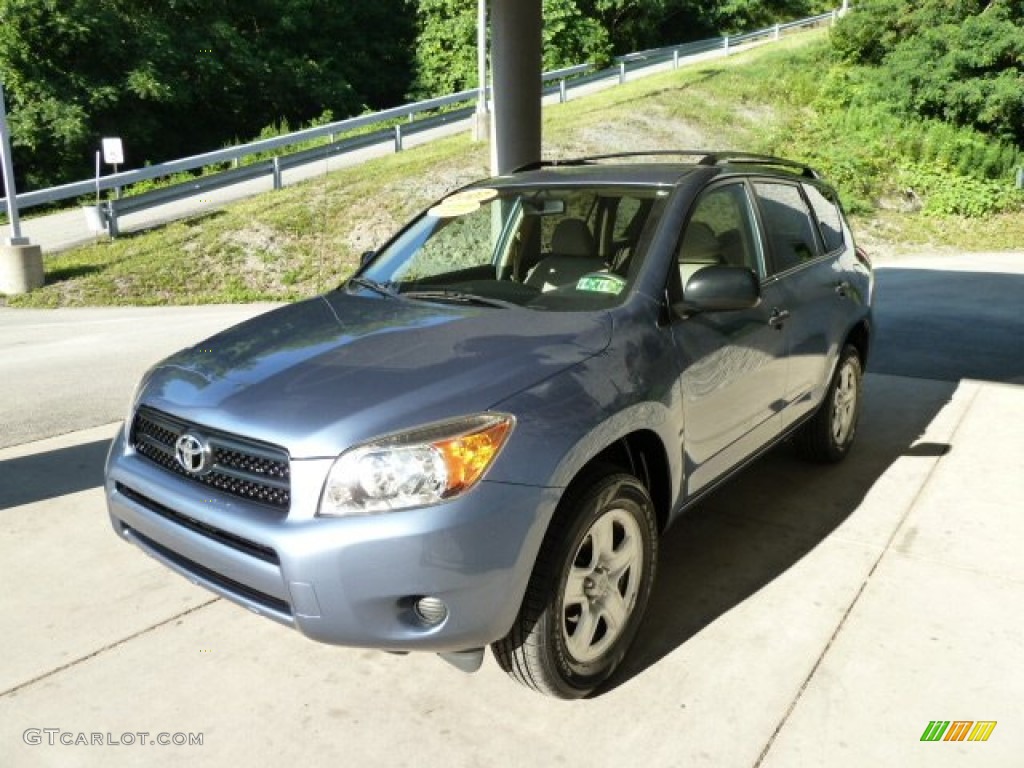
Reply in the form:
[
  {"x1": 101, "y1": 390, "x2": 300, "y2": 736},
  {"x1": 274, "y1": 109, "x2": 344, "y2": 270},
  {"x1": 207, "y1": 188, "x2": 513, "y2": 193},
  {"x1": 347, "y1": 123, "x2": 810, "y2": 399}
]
[
  {"x1": 346, "y1": 276, "x2": 398, "y2": 299},
  {"x1": 401, "y1": 290, "x2": 517, "y2": 309}
]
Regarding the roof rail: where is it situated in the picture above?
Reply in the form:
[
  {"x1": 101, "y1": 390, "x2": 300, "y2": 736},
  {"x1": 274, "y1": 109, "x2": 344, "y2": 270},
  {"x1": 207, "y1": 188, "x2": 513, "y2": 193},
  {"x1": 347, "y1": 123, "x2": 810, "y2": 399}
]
[
  {"x1": 506, "y1": 160, "x2": 549, "y2": 173},
  {"x1": 546, "y1": 150, "x2": 709, "y2": 166},
  {"x1": 520, "y1": 150, "x2": 821, "y2": 180},
  {"x1": 697, "y1": 151, "x2": 821, "y2": 179}
]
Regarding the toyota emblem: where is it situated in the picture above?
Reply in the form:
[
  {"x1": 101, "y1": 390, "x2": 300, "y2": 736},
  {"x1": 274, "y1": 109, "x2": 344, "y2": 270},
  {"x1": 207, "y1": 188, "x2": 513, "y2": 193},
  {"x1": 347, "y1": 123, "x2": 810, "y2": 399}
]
[{"x1": 174, "y1": 432, "x2": 212, "y2": 475}]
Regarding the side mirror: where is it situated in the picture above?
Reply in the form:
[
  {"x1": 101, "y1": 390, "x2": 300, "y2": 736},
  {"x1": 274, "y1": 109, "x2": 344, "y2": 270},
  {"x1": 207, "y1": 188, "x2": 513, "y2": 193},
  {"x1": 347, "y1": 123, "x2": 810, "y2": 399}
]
[
  {"x1": 359, "y1": 250, "x2": 376, "y2": 267},
  {"x1": 673, "y1": 265, "x2": 760, "y2": 316}
]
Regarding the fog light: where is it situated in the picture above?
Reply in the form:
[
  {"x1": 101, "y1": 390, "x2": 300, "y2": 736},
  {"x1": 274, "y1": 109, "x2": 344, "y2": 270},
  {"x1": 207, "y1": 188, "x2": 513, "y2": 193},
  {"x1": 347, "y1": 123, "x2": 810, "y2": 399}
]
[{"x1": 414, "y1": 596, "x2": 448, "y2": 626}]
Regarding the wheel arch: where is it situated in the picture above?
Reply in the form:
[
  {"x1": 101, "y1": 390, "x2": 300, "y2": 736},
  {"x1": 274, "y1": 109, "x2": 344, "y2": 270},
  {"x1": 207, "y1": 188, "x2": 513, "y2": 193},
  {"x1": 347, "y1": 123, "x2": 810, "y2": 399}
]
[
  {"x1": 558, "y1": 429, "x2": 674, "y2": 534},
  {"x1": 844, "y1": 316, "x2": 871, "y2": 368}
]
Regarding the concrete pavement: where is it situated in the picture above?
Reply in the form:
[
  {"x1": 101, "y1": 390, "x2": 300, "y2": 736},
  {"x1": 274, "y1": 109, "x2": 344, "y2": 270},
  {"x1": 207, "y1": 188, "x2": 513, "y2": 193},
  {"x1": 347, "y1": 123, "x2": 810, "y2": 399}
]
[
  {"x1": 1, "y1": 251, "x2": 1022, "y2": 766},
  {"x1": 0, "y1": 304, "x2": 278, "y2": 448}
]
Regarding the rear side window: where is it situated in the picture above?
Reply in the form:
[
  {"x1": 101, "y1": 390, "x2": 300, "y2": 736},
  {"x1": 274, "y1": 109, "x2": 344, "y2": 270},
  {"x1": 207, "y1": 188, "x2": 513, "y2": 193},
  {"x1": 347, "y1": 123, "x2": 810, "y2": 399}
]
[
  {"x1": 803, "y1": 184, "x2": 845, "y2": 253},
  {"x1": 753, "y1": 182, "x2": 820, "y2": 275}
]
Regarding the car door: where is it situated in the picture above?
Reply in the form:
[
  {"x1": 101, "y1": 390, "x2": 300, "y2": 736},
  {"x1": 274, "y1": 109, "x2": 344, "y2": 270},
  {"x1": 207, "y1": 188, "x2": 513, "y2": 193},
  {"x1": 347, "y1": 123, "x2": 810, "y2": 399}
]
[
  {"x1": 668, "y1": 181, "x2": 791, "y2": 496},
  {"x1": 751, "y1": 180, "x2": 843, "y2": 428}
]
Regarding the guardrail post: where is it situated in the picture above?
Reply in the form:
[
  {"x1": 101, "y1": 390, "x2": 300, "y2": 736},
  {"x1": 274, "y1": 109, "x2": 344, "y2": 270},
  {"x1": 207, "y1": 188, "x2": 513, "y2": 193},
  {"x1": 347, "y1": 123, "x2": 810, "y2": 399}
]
[
  {"x1": 1016, "y1": 167, "x2": 1024, "y2": 189},
  {"x1": 272, "y1": 156, "x2": 282, "y2": 190},
  {"x1": 832, "y1": 9, "x2": 838, "y2": 25},
  {"x1": 618, "y1": 61, "x2": 626, "y2": 84},
  {"x1": 673, "y1": 49, "x2": 680, "y2": 69},
  {"x1": 774, "y1": 24, "x2": 780, "y2": 40},
  {"x1": 394, "y1": 124, "x2": 404, "y2": 153},
  {"x1": 723, "y1": 36, "x2": 730, "y2": 55},
  {"x1": 105, "y1": 202, "x2": 119, "y2": 238},
  {"x1": 559, "y1": 79, "x2": 567, "y2": 104}
]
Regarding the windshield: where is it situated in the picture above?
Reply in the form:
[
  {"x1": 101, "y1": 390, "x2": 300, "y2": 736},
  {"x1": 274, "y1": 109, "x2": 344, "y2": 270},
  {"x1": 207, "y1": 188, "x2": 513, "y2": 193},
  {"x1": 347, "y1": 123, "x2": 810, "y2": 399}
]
[{"x1": 356, "y1": 185, "x2": 668, "y2": 311}]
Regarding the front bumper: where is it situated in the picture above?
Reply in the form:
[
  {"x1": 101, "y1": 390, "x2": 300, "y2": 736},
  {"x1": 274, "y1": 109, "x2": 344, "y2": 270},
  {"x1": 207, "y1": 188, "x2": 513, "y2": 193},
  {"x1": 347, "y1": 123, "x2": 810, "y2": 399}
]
[{"x1": 105, "y1": 428, "x2": 557, "y2": 652}]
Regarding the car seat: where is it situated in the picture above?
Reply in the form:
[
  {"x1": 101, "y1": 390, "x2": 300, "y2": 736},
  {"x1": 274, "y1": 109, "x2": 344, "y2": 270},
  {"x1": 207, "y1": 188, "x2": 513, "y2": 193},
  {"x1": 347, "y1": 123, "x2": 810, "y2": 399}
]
[
  {"x1": 678, "y1": 222, "x2": 723, "y2": 287},
  {"x1": 525, "y1": 218, "x2": 606, "y2": 290}
]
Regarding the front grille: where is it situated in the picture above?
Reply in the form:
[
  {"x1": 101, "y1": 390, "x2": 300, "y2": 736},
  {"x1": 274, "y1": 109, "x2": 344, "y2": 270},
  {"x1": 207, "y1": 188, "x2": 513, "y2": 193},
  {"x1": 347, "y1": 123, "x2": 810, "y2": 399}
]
[{"x1": 131, "y1": 406, "x2": 291, "y2": 510}]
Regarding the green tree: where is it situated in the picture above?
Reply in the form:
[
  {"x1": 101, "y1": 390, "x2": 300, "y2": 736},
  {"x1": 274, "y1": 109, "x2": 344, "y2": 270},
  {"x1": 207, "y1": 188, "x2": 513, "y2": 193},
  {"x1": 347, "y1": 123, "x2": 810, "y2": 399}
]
[
  {"x1": 0, "y1": 0, "x2": 417, "y2": 188},
  {"x1": 575, "y1": 0, "x2": 703, "y2": 53},
  {"x1": 831, "y1": 0, "x2": 1024, "y2": 145},
  {"x1": 411, "y1": 0, "x2": 480, "y2": 96},
  {"x1": 543, "y1": 0, "x2": 612, "y2": 70},
  {"x1": 575, "y1": 0, "x2": 832, "y2": 52},
  {"x1": 711, "y1": 0, "x2": 831, "y2": 33},
  {"x1": 413, "y1": 0, "x2": 612, "y2": 97}
]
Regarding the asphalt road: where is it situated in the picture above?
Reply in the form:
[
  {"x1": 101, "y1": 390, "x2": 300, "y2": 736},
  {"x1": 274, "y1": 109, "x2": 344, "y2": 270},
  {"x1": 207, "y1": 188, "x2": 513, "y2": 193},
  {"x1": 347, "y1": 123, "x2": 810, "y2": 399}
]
[
  {"x1": 1, "y1": 250, "x2": 1022, "y2": 767},
  {"x1": 869, "y1": 252, "x2": 1024, "y2": 383}
]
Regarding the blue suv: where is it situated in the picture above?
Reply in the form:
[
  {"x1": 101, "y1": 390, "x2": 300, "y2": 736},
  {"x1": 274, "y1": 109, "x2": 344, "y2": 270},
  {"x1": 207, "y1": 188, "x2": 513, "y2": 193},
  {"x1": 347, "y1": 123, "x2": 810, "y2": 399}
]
[{"x1": 105, "y1": 152, "x2": 873, "y2": 698}]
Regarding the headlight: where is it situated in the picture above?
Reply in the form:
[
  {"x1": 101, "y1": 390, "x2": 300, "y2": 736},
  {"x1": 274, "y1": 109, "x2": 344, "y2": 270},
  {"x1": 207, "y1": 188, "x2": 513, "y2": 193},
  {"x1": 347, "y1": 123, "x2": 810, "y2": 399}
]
[{"x1": 318, "y1": 413, "x2": 515, "y2": 516}]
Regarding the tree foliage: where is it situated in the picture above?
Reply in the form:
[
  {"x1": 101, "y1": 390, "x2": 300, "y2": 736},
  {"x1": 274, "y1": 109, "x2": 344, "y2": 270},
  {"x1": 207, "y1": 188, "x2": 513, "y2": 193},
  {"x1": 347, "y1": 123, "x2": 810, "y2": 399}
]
[
  {"x1": 831, "y1": 0, "x2": 1024, "y2": 146},
  {"x1": 709, "y1": 0, "x2": 831, "y2": 34},
  {"x1": 411, "y1": 0, "x2": 479, "y2": 97},
  {"x1": 0, "y1": 0, "x2": 416, "y2": 188},
  {"x1": 412, "y1": 0, "x2": 832, "y2": 95},
  {"x1": 412, "y1": 0, "x2": 613, "y2": 97}
]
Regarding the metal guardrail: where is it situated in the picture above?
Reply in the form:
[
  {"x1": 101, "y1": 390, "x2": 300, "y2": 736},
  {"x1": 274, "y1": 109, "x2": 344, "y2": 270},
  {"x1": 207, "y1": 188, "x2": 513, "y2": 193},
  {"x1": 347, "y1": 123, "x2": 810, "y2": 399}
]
[
  {"x1": 103, "y1": 106, "x2": 478, "y2": 235},
  {"x1": 2, "y1": 86, "x2": 484, "y2": 216},
  {"x1": 1, "y1": 10, "x2": 837, "y2": 233}
]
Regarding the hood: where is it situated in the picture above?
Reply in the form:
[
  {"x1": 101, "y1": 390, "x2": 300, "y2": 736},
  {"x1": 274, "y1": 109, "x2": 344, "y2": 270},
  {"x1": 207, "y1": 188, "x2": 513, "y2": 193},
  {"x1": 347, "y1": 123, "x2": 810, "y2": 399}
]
[{"x1": 140, "y1": 291, "x2": 611, "y2": 457}]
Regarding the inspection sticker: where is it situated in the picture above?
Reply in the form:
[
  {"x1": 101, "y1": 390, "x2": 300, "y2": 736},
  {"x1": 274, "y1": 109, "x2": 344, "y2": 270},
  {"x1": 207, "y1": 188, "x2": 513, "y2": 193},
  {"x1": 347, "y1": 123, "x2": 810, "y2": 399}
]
[{"x1": 576, "y1": 273, "x2": 625, "y2": 294}]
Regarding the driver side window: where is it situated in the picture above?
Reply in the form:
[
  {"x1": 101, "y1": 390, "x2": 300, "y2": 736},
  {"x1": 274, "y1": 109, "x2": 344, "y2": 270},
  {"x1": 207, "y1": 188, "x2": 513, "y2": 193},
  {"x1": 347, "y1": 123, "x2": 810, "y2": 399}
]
[{"x1": 678, "y1": 183, "x2": 763, "y2": 290}]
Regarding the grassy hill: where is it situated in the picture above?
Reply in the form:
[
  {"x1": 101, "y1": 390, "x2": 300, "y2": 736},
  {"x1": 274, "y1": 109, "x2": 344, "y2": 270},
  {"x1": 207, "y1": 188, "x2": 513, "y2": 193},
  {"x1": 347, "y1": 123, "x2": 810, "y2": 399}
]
[{"x1": 10, "y1": 31, "x2": 1023, "y2": 308}]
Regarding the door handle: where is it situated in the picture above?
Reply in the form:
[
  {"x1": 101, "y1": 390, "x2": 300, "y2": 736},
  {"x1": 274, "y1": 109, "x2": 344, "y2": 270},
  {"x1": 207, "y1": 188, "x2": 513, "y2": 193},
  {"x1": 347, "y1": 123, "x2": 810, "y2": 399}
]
[{"x1": 768, "y1": 308, "x2": 790, "y2": 329}]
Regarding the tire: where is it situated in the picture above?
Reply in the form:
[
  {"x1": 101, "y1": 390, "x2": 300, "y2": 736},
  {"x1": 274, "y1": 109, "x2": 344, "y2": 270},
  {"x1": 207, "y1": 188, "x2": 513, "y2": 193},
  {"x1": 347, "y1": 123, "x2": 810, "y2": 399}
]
[
  {"x1": 794, "y1": 344, "x2": 863, "y2": 463},
  {"x1": 492, "y1": 468, "x2": 658, "y2": 699}
]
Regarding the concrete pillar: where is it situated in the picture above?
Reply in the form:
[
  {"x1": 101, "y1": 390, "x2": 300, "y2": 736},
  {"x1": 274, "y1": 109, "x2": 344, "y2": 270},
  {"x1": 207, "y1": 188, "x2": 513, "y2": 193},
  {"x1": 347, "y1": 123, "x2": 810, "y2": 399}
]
[
  {"x1": 0, "y1": 243, "x2": 44, "y2": 294},
  {"x1": 489, "y1": 0, "x2": 542, "y2": 175}
]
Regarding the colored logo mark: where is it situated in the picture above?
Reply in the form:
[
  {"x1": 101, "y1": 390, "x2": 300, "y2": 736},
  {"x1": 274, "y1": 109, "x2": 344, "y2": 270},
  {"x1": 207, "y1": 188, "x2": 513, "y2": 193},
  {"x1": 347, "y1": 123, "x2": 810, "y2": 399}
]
[{"x1": 920, "y1": 720, "x2": 997, "y2": 742}]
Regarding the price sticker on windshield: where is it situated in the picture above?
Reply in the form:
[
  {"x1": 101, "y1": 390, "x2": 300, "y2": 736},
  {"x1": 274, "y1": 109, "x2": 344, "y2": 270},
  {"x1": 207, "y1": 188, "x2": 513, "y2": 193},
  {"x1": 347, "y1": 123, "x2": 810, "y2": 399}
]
[{"x1": 428, "y1": 188, "x2": 498, "y2": 218}]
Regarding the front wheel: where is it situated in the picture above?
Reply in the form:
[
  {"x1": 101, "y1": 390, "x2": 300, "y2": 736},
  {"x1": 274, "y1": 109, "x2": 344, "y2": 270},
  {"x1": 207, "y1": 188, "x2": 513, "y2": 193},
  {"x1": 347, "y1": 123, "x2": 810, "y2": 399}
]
[
  {"x1": 492, "y1": 469, "x2": 657, "y2": 699},
  {"x1": 794, "y1": 344, "x2": 863, "y2": 463}
]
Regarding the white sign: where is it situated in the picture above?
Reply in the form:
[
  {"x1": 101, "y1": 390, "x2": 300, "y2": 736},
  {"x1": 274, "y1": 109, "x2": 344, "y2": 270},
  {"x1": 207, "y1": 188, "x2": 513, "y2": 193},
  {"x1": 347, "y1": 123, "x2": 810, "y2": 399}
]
[{"x1": 102, "y1": 137, "x2": 124, "y2": 165}]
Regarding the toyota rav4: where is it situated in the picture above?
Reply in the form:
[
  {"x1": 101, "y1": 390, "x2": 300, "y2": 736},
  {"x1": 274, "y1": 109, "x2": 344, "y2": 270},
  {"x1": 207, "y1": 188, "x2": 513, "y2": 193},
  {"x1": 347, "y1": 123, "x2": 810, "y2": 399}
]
[{"x1": 105, "y1": 151, "x2": 873, "y2": 698}]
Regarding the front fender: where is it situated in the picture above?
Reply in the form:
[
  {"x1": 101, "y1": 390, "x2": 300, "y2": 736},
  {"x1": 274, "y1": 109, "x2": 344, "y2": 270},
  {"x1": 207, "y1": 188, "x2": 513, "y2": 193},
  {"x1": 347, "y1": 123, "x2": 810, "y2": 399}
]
[{"x1": 488, "y1": 346, "x2": 683, "y2": 505}]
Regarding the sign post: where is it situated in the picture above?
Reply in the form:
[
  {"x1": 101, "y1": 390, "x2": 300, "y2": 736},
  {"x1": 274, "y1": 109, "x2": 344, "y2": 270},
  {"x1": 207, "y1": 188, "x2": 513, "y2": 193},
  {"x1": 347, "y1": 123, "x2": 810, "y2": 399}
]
[
  {"x1": 472, "y1": 0, "x2": 490, "y2": 142},
  {"x1": 0, "y1": 83, "x2": 27, "y2": 246},
  {"x1": 102, "y1": 137, "x2": 124, "y2": 199},
  {"x1": 0, "y1": 82, "x2": 44, "y2": 294}
]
